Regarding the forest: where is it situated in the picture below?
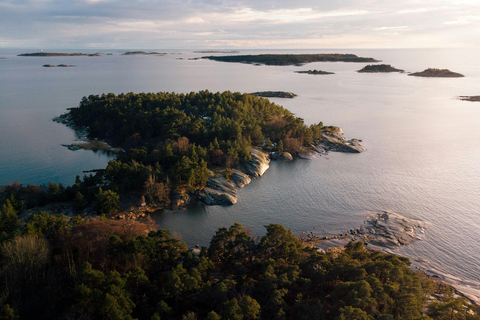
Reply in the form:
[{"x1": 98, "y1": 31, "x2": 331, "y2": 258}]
[{"x1": 0, "y1": 208, "x2": 478, "y2": 319}]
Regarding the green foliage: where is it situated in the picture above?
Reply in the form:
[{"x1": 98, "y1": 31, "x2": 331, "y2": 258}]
[
  {"x1": 0, "y1": 304, "x2": 19, "y2": 320},
  {"x1": 0, "y1": 214, "x2": 470, "y2": 320},
  {"x1": 96, "y1": 188, "x2": 120, "y2": 215}
]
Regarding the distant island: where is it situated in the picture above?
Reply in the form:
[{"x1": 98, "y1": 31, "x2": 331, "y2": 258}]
[
  {"x1": 459, "y1": 96, "x2": 480, "y2": 102},
  {"x1": 203, "y1": 53, "x2": 379, "y2": 66},
  {"x1": 193, "y1": 50, "x2": 239, "y2": 53},
  {"x1": 122, "y1": 51, "x2": 166, "y2": 55},
  {"x1": 42, "y1": 64, "x2": 75, "y2": 68},
  {"x1": 357, "y1": 64, "x2": 404, "y2": 73},
  {"x1": 18, "y1": 52, "x2": 100, "y2": 57},
  {"x1": 408, "y1": 68, "x2": 464, "y2": 77},
  {"x1": 295, "y1": 69, "x2": 334, "y2": 75},
  {"x1": 250, "y1": 91, "x2": 297, "y2": 98}
]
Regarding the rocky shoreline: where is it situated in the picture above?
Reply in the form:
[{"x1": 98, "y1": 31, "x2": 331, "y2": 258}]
[
  {"x1": 302, "y1": 210, "x2": 480, "y2": 305},
  {"x1": 196, "y1": 129, "x2": 364, "y2": 206}
]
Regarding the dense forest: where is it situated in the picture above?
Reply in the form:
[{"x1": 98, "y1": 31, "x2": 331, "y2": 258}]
[
  {"x1": 52, "y1": 91, "x2": 325, "y2": 209},
  {"x1": 202, "y1": 54, "x2": 378, "y2": 66},
  {"x1": 0, "y1": 209, "x2": 477, "y2": 319}
]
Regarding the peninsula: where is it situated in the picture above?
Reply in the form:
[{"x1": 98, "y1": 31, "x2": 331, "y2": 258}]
[
  {"x1": 408, "y1": 68, "x2": 464, "y2": 77},
  {"x1": 357, "y1": 64, "x2": 404, "y2": 73},
  {"x1": 54, "y1": 90, "x2": 363, "y2": 209},
  {"x1": 18, "y1": 52, "x2": 100, "y2": 57},
  {"x1": 203, "y1": 53, "x2": 379, "y2": 66}
]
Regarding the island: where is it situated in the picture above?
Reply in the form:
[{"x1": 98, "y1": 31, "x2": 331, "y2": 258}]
[
  {"x1": 408, "y1": 68, "x2": 464, "y2": 77},
  {"x1": 42, "y1": 64, "x2": 75, "y2": 68},
  {"x1": 295, "y1": 69, "x2": 334, "y2": 75},
  {"x1": 202, "y1": 53, "x2": 379, "y2": 66},
  {"x1": 357, "y1": 64, "x2": 404, "y2": 73},
  {"x1": 18, "y1": 52, "x2": 100, "y2": 57},
  {"x1": 122, "y1": 51, "x2": 166, "y2": 55},
  {"x1": 250, "y1": 91, "x2": 297, "y2": 98},
  {"x1": 193, "y1": 50, "x2": 239, "y2": 53},
  {"x1": 459, "y1": 96, "x2": 480, "y2": 102}
]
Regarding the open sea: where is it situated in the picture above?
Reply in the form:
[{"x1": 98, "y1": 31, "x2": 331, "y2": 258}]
[{"x1": 1, "y1": 48, "x2": 479, "y2": 301}]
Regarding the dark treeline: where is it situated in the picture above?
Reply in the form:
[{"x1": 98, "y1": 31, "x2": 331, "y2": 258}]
[
  {"x1": 57, "y1": 91, "x2": 325, "y2": 208},
  {"x1": 0, "y1": 215, "x2": 477, "y2": 320},
  {"x1": 203, "y1": 54, "x2": 379, "y2": 66}
]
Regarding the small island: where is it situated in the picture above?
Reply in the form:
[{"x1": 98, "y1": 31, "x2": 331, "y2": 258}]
[
  {"x1": 193, "y1": 50, "x2": 239, "y2": 53},
  {"x1": 42, "y1": 64, "x2": 75, "y2": 68},
  {"x1": 459, "y1": 96, "x2": 480, "y2": 102},
  {"x1": 408, "y1": 68, "x2": 464, "y2": 77},
  {"x1": 122, "y1": 51, "x2": 166, "y2": 55},
  {"x1": 18, "y1": 52, "x2": 100, "y2": 57},
  {"x1": 203, "y1": 53, "x2": 379, "y2": 66},
  {"x1": 250, "y1": 91, "x2": 297, "y2": 98},
  {"x1": 357, "y1": 64, "x2": 404, "y2": 73},
  {"x1": 295, "y1": 69, "x2": 334, "y2": 75}
]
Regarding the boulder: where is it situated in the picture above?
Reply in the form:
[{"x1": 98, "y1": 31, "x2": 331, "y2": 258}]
[
  {"x1": 196, "y1": 187, "x2": 237, "y2": 205},
  {"x1": 230, "y1": 170, "x2": 252, "y2": 188},
  {"x1": 270, "y1": 152, "x2": 293, "y2": 161},
  {"x1": 244, "y1": 148, "x2": 270, "y2": 177}
]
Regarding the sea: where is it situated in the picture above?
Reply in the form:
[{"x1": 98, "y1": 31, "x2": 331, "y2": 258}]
[{"x1": 1, "y1": 48, "x2": 479, "y2": 301}]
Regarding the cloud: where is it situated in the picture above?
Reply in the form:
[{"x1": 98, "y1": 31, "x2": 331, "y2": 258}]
[{"x1": 1, "y1": 0, "x2": 480, "y2": 48}]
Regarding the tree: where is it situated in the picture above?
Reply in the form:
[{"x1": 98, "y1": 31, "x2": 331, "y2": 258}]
[
  {"x1": 239, "y1": 296, "x2": 261, "y2": 320},
  {"x1": 96, "y1": 188, "x2": 120, "y2": 215}
]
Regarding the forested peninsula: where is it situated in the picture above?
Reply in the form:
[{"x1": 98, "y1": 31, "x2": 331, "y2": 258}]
[
  {"x1": 203, "y1": 54, "x2": 379, "y2": 66},
  {"x1": 53, "y1": 90, "x2": 351, "y2": 210}
]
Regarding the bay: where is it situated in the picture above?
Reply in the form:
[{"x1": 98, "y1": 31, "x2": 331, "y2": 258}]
[{"x1": 1, "y1": 48, "x2": 479, "y2": 300}]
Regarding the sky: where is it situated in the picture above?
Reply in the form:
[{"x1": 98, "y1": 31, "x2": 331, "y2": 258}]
[{"x1": 1, "y1": 0, "x2": 479, "y2": 49}]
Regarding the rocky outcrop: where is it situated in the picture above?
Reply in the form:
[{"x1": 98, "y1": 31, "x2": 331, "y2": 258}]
[
  {"x1": 320, "y1": 133, "x2": 365, "y2": 153},
  {"x1": 244, "y1": 149, "x2": 270, "y2": 178},
  {"x1": 362, "y1": 211, "x2": 427, "y2": 249},
  {"x1": 409, "y1": 68, "x2": 464, "y2": 77},
  {"x1": 270, "y1": 152, "x2": 293, "y2": 161},
  {"x1": 358, "y1": 64, "x2": 404, "y2": 73},
  {"x1": 312, "y1": 210, "x2": 427, "y2": 253},
  {"x1": 197, "y1": 149, "x2": 270, "y2": 206}
]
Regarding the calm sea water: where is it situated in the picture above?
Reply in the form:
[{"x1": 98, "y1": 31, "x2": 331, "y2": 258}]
[{"x1": 1, "y1": 48, "x2": 479, "y2": 299}]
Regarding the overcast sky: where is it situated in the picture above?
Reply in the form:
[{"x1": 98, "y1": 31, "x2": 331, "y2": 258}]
[{"x1": 1, "y1": 0, "x2": 479, "y2": 49}]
